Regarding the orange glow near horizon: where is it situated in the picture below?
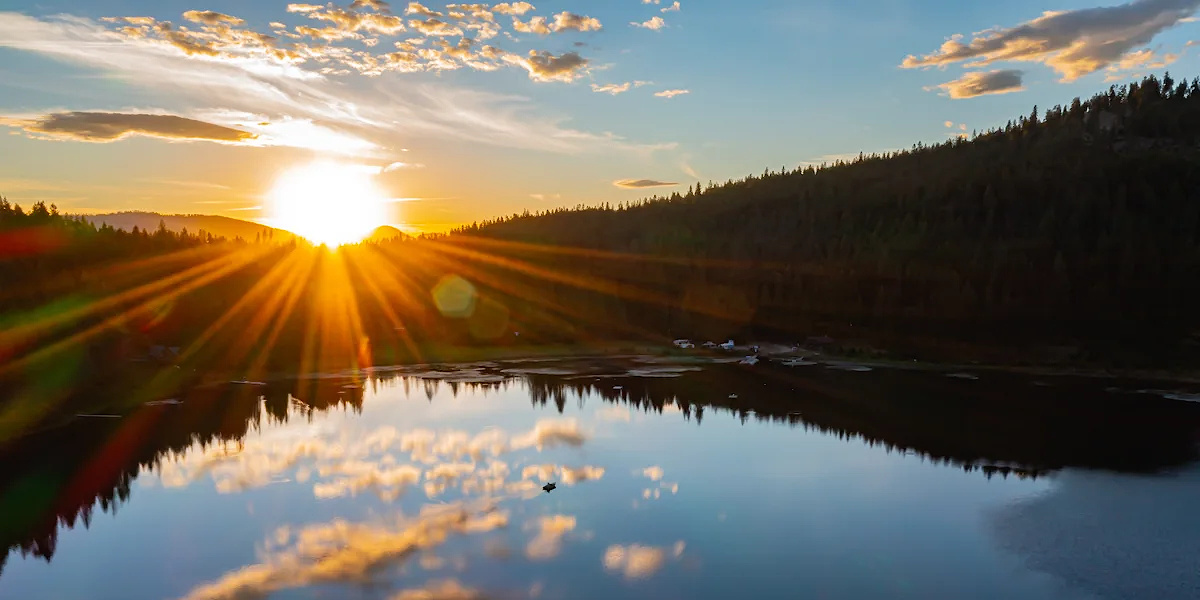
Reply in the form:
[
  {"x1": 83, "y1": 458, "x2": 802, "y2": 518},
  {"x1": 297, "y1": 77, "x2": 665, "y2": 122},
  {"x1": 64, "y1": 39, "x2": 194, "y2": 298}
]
[{"x1": 267, "y1": 161, "x2": 392, "y2": 246}]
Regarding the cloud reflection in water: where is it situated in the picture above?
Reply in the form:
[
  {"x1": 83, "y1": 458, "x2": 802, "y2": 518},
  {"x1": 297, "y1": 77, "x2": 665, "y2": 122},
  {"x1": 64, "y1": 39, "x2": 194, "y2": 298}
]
[
  {"x1": 179, "y1": 502, "x2": 508, "y2": 600},
  {"x1": 602, "y1": 541, "x2": 686, "y2": 580}
]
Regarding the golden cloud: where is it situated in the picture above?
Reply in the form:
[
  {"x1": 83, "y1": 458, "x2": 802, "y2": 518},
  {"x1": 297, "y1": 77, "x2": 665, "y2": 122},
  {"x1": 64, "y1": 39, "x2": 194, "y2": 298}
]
[
  {"x1": 492, "y1": 2, "x2": 535, "y2": 16},
  {"x1": 551, "y1": 12, "x2": 602, "y2": 32},
  {"x1": 390, "y1": 579, "x2": 481, "y2": 600},
  {"x1": 934, "y1": 69, "x2": 1025, "y2": 99},
  {"x1": 404, "y1": 2, "x2": 444, "y2": 17},
  {"x1": 901, "y1": 0, "x2": 1200, "y2": 82},
  {"x1": 182, "y1": 10, "x2": 244, "y2": 26}
]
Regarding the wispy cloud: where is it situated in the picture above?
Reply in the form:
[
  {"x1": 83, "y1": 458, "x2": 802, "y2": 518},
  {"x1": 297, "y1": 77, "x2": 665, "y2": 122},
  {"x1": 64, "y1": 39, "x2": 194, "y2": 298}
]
[
  {"x1": 144, "y1": 179, "x2": 233, "y2": 191},
  {"x1": 933, "y1": 69, "x2": 1025, "y2": 99},
  {"x1": 614, "y1": 179, "x2": 678, "y2": 188},
  {"x1": 591, "y1": 82, "x2": 632, "y2": 95},
  {"x1": 654, "y1": 89, "x2": 689, "y2": 98},
  {"x1": 901, "y1": 0, "x2": 1200, "y2": 82},
  {"x1": 0, "y1": 12, "x2": 673, "y2": 156},
  {"x1": 382, "y1": 161, "x2": 426, "y2": 172}
]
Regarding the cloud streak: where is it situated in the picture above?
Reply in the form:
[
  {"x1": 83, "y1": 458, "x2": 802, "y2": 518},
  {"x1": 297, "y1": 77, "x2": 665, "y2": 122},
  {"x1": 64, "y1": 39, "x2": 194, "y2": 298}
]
[
  {"x1": 654, "y1": 89, "x2": 689, "y2": 98},
  {"x1": 591, "y1": 82, "x2": 632, "y2": 95},
  {"x1": 614, "y1": 179, "x2": 679, "y2": 188},
  {"x1": 934, "y1": 69, "x2": 1025, "y2": 99},
  {"x1": 1, "y1": 111, "x2": 256, "y2": 143},
  {"x1": 902, "y1": 0, "x2": 1200, "y2": 82}
]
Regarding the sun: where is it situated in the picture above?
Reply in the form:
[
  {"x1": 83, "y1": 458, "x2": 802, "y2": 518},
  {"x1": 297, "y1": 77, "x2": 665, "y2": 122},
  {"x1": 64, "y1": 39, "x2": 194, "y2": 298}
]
[{"x1": 267, "y1": 161, "x2": 390, "y2": 246}]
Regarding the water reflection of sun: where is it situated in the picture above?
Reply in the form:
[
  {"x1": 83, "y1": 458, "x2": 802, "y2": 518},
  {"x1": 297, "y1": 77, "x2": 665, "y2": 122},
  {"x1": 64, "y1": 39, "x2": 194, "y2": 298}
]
[{"x1": 267, "y1": 161, "x2": 391, "y2": 246}]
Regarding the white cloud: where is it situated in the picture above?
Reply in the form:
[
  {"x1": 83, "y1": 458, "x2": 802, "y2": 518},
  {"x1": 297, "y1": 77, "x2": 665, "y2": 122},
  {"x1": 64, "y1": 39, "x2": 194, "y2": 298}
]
[
  {"x1": 662, "y1": 2, "x2": 681, "y2": 13},
  {"x1": 632, "y1": 16, "x2": 666, "y2": 30}
]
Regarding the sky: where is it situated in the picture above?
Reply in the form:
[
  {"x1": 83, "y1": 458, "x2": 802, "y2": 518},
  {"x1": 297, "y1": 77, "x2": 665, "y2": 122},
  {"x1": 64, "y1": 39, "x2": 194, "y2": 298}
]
[{"x1": 2, "y1": 0, "x2": 1200, "y2": 232}]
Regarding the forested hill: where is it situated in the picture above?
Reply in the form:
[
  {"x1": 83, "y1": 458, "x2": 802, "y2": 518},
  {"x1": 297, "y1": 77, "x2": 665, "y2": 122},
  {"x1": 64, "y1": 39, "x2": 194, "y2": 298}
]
[
  {"x1": 82, "y1": 212, "x2": 291, "y2": 242},
  {"x1": 452, "y1": 73, "x2": 1200, "y2": 354}
]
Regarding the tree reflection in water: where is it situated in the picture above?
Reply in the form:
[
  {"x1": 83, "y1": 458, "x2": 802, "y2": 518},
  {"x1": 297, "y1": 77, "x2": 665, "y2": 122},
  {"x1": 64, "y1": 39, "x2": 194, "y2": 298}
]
[{"x1": 2, "y1": 358, "x2": 1198, "y2": 576}]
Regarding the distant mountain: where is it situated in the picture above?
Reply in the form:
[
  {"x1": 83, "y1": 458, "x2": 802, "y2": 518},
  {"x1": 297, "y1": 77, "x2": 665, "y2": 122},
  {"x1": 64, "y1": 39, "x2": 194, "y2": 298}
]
[
  {"x1": 368, "y1": 225, "x2": 406, "y2": 242},
  {"x1": 78, "y1": 212, "x2": 292, "y2": 242}
]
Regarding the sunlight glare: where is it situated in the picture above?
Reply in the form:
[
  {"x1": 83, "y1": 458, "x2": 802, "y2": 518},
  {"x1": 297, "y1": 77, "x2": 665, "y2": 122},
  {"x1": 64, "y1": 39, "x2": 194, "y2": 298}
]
[{"x1": 268, "y1": 161, "x2": 390, "y2": 246}]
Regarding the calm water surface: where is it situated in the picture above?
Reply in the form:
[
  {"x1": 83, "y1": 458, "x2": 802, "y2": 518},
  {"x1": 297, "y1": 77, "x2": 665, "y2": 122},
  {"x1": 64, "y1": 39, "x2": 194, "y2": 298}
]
[{"x1": 2, "y1": 357, "x2": 1199, "y2": 599}]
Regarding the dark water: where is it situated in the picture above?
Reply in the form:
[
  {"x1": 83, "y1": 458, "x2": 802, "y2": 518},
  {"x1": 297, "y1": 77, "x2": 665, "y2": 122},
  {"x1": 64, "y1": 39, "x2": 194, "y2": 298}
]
[{"x1": 2, "y1": 357, "x2": 1199, "y2": 600}]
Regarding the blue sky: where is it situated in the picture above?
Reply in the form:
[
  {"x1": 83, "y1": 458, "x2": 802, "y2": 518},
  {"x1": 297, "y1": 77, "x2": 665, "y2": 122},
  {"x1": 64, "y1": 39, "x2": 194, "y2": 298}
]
[{"x1": 2, "y1": 0, "x2": 1199, "y2": 231}]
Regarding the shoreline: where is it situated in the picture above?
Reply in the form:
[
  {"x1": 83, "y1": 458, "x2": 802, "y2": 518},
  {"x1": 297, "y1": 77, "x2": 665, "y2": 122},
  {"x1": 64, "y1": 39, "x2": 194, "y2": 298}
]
[
  {"x1": 6, "y1": 340, "x2": 1200, "y2": 445},
  {"x1": 191, "y1": 340, "x2": 1200, "y2": 387}
]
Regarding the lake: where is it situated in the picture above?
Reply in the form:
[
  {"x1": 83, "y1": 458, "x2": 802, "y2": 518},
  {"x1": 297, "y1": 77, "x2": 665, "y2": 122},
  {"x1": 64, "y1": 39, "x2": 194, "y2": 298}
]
[{"x1": 2, "y1": 356, "x2": 1199, "y2": 599}]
